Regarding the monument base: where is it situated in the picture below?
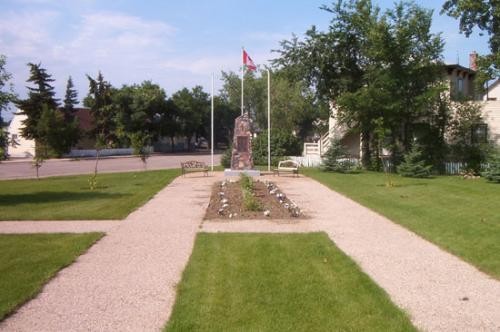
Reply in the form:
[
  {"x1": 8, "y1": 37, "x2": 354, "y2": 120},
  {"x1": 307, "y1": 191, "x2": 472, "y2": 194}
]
[{"x1": 224, "y1": 169, "x2": 261, "y2": 177}]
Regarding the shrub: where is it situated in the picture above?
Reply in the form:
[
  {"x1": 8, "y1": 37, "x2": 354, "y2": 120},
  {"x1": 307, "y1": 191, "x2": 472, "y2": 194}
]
[
  {"x1": 322, "y1": 138, "x2": 357, "y2": 173},
  {"x1": 482, "y1": 151, "x2": 500, "y2": 183},
  {"x1": 397, "y1": 145, "x2": 432, "y2": 178},
  {"x1": 221, "y1": 145, "x2": 232, "y2": 168},
  {"x1": 252, "y1": 129, "x2": 301, "y2": 166},
  {"x1": 239, "y1": 174, "x2": 261, "y2": 211}
]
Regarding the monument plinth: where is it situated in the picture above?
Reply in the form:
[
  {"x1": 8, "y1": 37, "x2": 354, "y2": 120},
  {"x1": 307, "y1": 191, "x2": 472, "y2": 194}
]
[{"x1": 224, "y1": 113, "x2": 260, "y2": 177}]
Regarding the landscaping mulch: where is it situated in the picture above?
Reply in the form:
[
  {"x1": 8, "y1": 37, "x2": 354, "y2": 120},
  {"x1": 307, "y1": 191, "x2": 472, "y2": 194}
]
[{"x1": 204, "y1": 180, "x2": 304, "y2": 220}]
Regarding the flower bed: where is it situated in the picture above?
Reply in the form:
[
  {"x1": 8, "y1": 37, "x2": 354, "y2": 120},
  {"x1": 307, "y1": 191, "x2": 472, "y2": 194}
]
[{"x1": 204, "y1": 178, "x2": 303, "y2": 220}]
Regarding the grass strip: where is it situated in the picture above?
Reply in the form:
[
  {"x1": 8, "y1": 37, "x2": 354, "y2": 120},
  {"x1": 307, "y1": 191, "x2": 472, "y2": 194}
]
[
  {"x1": 0, "y1": 169, "x2": 180, "y2": 220},
  {"x1": 0, "y1": 233, "x2": 103, "y2": 320},
  {"x1": 303, "y1": 169, "x2": 500, "y2": 279},
  {"x1": 166, "y1": 233, "x2": 415, "y2": 331}
]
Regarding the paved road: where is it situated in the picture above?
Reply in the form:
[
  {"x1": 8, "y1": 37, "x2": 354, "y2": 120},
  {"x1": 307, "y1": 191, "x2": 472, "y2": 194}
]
[{"x1": 0, "y1": 153, "x2": 221, "y2": 180}]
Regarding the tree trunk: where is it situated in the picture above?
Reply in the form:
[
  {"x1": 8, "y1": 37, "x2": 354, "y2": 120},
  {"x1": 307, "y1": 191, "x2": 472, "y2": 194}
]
[{"x1": 361, "y1": 129, "x2": 371, "y2": 169}]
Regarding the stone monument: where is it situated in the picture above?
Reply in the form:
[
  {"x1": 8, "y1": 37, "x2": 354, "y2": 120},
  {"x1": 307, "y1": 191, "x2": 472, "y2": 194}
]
[{"x1": 224, "y1": 113, "x2": 260, "y2": 177}]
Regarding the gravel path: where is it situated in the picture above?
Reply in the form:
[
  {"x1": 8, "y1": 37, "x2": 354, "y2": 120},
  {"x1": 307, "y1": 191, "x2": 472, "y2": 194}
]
[
  {"x1": 2, "y1": 173, "x2": 499, "y2": 331},
  {"x1": 0, "y1": 220, "x2": 120, "y2": 234},
  {"x1": 0, "y1": 174, "x2": 215, "y2": 332}
]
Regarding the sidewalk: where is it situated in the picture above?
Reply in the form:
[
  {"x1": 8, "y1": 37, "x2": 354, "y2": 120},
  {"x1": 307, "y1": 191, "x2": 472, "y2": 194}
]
[{"x1": 2, "y1": 173, "x2": 499, "y2": 331}]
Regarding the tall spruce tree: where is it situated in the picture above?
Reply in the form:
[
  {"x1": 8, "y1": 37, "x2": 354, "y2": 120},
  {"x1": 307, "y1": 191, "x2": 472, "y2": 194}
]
[
  {"x1": 63, "y1": 76, "x2": 78, "y2": 121},
  {"x1": 16, "y1": 63, "x2": 59, "y2": 143}
]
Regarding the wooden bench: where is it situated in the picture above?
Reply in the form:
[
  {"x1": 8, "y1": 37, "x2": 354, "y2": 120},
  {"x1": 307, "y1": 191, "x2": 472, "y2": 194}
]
[
  {"x1": 274, "y1": 160, "x2": 299, "y2": 177},
  {"x1": 181, "y1": 160, "x2": 209, "y2": 176}
]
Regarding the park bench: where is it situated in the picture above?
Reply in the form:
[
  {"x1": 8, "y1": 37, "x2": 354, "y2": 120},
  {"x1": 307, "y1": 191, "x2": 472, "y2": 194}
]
[
  {"x1": 181, "y1": 160, "x2": 209, "y2": 176},
  {"x1": 274, "y1": 160, "x2": 299, "y2": 177}
]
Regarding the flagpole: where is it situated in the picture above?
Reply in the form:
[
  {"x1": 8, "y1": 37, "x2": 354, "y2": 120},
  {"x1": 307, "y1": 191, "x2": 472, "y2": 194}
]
[
  {"x1": 267, "y1": 69, "x2": 271, "y2": 172},
  {"x1": 241, "y1": 47, "x2": 244, "y2": 115},
  {"x1": 211, "y1": 72, "x2": 214, "y2": 172}
]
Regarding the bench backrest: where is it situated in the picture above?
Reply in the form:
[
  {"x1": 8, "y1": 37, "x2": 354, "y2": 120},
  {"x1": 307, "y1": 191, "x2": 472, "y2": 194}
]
[
  {"x1": 182, "y1": 160, "x2": 207, "y2": 168},
  {"x1": 278, "y1": 160, "x2": 299, "y2": 169}
]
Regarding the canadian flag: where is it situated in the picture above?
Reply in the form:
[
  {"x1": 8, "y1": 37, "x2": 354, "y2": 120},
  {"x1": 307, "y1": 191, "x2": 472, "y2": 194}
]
[{"x1": 243, "y1": 50, "x2": 257, "y2": 71}]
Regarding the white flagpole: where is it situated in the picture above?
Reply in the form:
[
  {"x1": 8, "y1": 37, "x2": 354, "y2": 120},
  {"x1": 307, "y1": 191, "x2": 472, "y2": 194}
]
[
  {"x1": 211, "y1": 73, "x2": 214, "y2": 171},
  {"x1": 267, "y1": 69, "x2": 271, "y2": 172},
  {"x1": 241, "y1": 48, "x2": 244, "y2": 115}
]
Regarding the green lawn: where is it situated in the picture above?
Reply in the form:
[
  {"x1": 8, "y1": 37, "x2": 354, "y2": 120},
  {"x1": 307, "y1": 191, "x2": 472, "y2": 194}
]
[
  {"x1": 166, "y1": 233, "x2": 415, "y2": 332},
  {"x1": 303, "y1": 169, "x2": 500, "y2": 279},
  {"x1": 0, "y1": 169, "x2": 180, "y2": 220},
  {"x1": 0, "y1": 233, "x2": 103, "y2": 320}
]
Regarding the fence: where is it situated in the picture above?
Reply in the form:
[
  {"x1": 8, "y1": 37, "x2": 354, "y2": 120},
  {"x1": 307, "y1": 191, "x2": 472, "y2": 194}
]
[
  {"x1": 65, "y1": 148, "x2": 135, "y2": 158},
  {"x1": 290, "y1": 156, "x2": 488, "y2": 175}
]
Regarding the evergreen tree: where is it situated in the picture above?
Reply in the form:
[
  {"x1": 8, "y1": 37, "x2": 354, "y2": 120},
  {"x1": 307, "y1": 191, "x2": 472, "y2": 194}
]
[
  {"x1": 322, "y1": 138, "x2": 356, "y2": 173},
  {"x1": 63, "y1": 76, "x2": 78, "y2": 121},
  {"x1": 16, "y1": 63, "x2": 59, "y2": 142},
  {"x1": 483, "y1": 151, "x2": 500, "y2": 183},
  {"x1": 397, "y1": 145, "x2": 433, "y2": 178}
]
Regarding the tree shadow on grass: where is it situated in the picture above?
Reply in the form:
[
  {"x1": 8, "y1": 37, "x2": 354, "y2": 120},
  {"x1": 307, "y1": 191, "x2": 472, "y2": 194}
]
[{"x1": 0, "y1": 191, "x2": 129, "y2": 206}]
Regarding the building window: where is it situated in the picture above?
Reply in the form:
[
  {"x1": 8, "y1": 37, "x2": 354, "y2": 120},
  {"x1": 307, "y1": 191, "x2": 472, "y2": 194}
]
[
  {"x1": 457, "y1": 78, "x2": 464, "y2": 93},
  {"x1": 471, "y1": 124, "x2": 488, "y2": 144}
]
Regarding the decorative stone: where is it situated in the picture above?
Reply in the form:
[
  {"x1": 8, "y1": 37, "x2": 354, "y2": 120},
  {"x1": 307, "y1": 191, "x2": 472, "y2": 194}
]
[
  {"x1": 230, "y1": 113, "x2": 254, "y2": 170},
  {"x1": 222, "y1": 203, "x2": 229, "y2": 208},
  {"x1": 221, "y1": 198, "x2": 228, "y2": 204},
  {"x1": 218, "y1": 208, "x2": 224, "y2": 215},
  {"x1": 264, "y1": 210, "x2": 270, "y2": 217}
]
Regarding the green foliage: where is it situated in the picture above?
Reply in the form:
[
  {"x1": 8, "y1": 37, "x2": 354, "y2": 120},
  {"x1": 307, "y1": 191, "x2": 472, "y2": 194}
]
[
  {"x1": 171, "y1": 86, "x2": 210, "y2": 151},
  {"x1": 252, "y1": 129, "x2": 301, "y2": 166},
  {"x1": 129, "y1": 131, "x2": 151, "y2": 166},
  {"x1": 16, "y1": 63, "x2": 59, "y2": 144},
  {"x1": 483, "y1": 151, "x2": 500, "y2": 183},
  {"x1": 303, "y1": 169, "x2": 500, "y2": 278},
  {"x1": 166, "y1": 233, "x2": 416, "y2": 331},
  {"x1": 274, "y1": 1, "x2": 445, "y2": 168},
  {"x1": 85, "y1": 72, "x2": 116, "y2": 147},
  {"x1": 37, "y1": 106, "x2": 80, "y2": 157},
  {"x1": 322, "y1": 138, "x2": 357, "y2": 173},
  {"x1": 220, "y1": 145, "x2": 232, "y2": 168},
  {"x1": 0, "y1": 55, "x2": 16, "y2": 160},
  {"x1": 240, "y1": 174, "x2": 261, "y2": 211},
  {"x1": 0, "y1": 233, "x2": 103, "y2": 320},
  {"x1": 448, "y1": 100, "x2": 492, "y2": 173},
  {"x1": 397, "y1": 145, "x2": 432, "y2": 178},
  {"x1": 62, "y1": 76, "x2": 78, "y2": 121},
  {"x1": 442, "y1": 0, "x2": 499, "y2": 80}
]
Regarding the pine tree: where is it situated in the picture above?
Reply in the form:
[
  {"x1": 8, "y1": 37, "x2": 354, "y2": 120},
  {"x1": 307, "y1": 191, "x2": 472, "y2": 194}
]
[
  {"x1": 322, "y1": 138, "x2": 356, "y2": 173},
  {"x1": 63, "y1": 76, "x2": 78, "y2": 122},
  {"x1": 16, "y1": 63, "x2": 59, "y2": 142},
  {"x1": 483, "y1": 152, "x2": 500, "y2": 183},
  {"x1": 397, "y1": 145, "x2": 433, "y2": 178}
]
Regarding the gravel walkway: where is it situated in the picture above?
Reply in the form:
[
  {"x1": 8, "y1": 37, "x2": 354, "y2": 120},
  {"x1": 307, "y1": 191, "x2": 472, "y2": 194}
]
[
  {"x1": 0, "y1": 174, "x2": 215, "y2": 332},
  {"x1": 2, "y1": 173, "x2": 499, "y2": 331}
]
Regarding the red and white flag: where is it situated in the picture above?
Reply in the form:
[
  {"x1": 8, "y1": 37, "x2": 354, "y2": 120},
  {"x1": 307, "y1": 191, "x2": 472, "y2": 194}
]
[{"x1": 243, "y1": 50, "x2": 257, "y2": 71}]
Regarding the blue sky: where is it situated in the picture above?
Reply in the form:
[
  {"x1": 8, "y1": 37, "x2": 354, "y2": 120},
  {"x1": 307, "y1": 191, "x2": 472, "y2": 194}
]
[{"x1": 0, "y1": 0, "x2": 490, "y2": 120}]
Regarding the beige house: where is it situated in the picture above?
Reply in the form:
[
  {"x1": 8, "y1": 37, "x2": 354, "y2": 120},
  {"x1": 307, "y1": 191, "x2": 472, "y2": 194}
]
[{"x1": 304, "y1": 56, "x2": 500, "y2": 160}]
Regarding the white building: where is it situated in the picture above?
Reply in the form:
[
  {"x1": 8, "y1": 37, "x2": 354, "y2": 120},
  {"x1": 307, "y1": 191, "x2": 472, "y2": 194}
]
[{"x1": 7, "y1": 111, "x2": 35, "y2": 158}]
